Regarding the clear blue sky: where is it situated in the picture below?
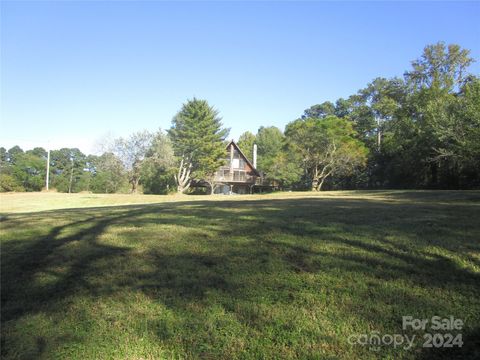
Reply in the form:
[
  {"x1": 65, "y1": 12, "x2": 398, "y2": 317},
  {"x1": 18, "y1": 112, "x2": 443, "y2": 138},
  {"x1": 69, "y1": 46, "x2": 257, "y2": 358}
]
[{"x1": 1, "y1": 1, "x2": 479, "y2": 154}]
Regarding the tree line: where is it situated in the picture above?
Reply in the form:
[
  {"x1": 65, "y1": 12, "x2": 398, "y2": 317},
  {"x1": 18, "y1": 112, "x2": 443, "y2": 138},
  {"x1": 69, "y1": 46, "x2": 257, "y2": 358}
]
[
  {"x1": 1, "y1": 42, "x2": 479, "y2": 193},
  {"x1": 238, "y1": 42, "x2": 480, "y2": 190}
]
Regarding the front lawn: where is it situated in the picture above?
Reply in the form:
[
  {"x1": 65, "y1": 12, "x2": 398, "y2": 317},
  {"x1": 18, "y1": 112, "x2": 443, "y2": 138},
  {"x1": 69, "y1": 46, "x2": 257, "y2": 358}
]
[{"x1": 1, "y1": 191, "x2": 479, "y2": 359}]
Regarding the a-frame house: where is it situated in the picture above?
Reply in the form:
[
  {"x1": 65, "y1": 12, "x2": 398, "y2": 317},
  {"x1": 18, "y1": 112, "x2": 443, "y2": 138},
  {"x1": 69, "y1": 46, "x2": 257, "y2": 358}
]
[{"x1": 212, "y1": 140, "x2": 263, "y2": 194}]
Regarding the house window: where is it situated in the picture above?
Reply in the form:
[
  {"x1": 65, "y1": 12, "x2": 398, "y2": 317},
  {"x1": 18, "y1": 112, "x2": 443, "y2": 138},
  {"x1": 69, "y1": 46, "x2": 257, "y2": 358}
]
[{"x1": 233, "y1": 170, "x2": 246, "y2": 181}]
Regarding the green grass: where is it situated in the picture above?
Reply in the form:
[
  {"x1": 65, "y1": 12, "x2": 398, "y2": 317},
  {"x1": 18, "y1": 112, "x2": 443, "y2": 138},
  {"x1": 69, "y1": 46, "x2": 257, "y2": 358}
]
[{"x1": 1, "y1": 191, "x2": 479, "y2": 359}]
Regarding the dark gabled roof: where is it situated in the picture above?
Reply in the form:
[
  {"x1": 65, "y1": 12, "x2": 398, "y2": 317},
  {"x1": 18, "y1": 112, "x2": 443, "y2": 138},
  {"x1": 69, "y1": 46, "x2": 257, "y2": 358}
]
[{"x1": 226, "y1": 140, "x2": 261, "y2": 177}]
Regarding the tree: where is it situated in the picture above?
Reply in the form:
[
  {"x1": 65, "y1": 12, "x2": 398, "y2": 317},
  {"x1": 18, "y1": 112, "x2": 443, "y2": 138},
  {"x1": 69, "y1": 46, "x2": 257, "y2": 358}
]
[
  {"x1": 334, "y1": 98, "x2": 351, "y2": 118},
  {"x1": 285, "y1": 116, "x2": 369, "y2": 191},
  {"x1": 89, "y1": 153, "x2": 128, "y2": 193},
  {"x1": 141, "y1": 131, "x2": 176, "y2": 194},
  {"x1": 265, "y1": 151, "x2": 303, "y2": 189},
  {"x1": 386, "y1": 42, "x2": 477, "y2": 188},
  {"x1": 302, "y1": 101, "x2": 336, "y2": 119},
  {"x1": 358, "y1": 77, "x2": 405, "y2": 150},
  {"x1": 12, "y1": 152, "x2": 46, "y2": 191},
  {"x1": 255, "y1": 126, "x2": 284, "y2": 170},
  {"x1": 7, "y1": 146, "x2": 24, "y2": 165},
  {"x1": 0, "y1": 146, "x2": 48, "y2": 192},
  {"x1": 405, "y1": 42, "x2": 474, "y2": 92},
  {"x1": 114, "y1": 130, "x2": 154, "y2": 193},
  {"x1": 168, "y1": 98, "x2": 229, "y2": 194},
  {"x1": 0, "y1": 174, "x2": 24, "y2": 192},
  {"x1": 49, "y1": 148, "x2": 87, "y2": 193},
  {"x1": 237, "y1": 131, "x2": 256, "y2": 157}
]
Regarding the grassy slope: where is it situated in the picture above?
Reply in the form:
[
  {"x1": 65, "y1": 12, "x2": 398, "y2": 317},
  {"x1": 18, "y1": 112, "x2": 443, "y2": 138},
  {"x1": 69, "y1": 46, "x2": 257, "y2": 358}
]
[{"x1": 1, "y1": 191, "x2": 479, "y2": 359}]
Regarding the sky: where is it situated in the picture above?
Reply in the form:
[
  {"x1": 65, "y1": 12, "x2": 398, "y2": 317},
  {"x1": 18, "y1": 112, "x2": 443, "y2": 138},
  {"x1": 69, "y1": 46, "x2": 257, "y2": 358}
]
[{"x1": 1, "y1": 1, "x2": 479, "y2": 155}]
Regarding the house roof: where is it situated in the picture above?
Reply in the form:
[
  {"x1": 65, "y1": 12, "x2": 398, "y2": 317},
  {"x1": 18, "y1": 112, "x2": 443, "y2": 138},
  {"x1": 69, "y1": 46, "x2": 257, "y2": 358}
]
[{"x1": 226, "y1": 140, "x2": 261, "y2": 177}]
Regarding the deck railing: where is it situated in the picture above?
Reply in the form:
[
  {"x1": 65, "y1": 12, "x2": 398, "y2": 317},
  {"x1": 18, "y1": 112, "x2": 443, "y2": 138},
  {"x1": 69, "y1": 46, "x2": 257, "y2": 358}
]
[{"x1": 214, "y1": 172, "x2": 263, "y2": 185}]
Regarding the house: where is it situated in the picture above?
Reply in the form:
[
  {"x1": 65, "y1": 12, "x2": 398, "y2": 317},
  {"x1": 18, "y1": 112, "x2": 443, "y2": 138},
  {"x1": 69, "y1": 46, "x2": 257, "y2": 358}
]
[{"x1": 212, "y1": 140, "x2": 264, "y2": 194}]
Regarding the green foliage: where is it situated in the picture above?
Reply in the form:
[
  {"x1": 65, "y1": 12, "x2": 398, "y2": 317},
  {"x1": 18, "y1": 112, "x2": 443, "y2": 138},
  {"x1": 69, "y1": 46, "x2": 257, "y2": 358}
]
[
  {"x1": 286, "y1": 116, "x2": 369, "y2": 190},
  {"x1": 289, "y1": 42, "x2": 479, "y2": 190},
  {"x1": 0, "y1": 146, "x2": 47, "y2": 192},
  {"x1": 12, "y1": 152, "x2": 46, "y2": 191},
  {"x1": 6, "y1": 146, "x2": 24, "y2": 164},
  {"x1": 142, "y1": 167, "x2": 177, "y2": 194},
  {"x1": 114, "y1": 131, "x2": 155, "y2": 193},
  {"x1": 88, "y1": 153, "x2": 128, "y2": 193},
  {"x1": 255, "y1": 126, "x2": 284, "y2": 171},
  {"x1": 0, "y1": 174, "x2": 24, "y2": 192},
  {"x1": 302, "y1": 101, "x2": 336, "y2": 119},
  {"x1": 141, "y1": 131, "x2": 177, "y2": 194},
  {"x1": 405, "y1": 42, "x2": 474, "y2": 92},
  {"x1": 455, "y1": 78, "x2": 480, "y2": 170},
  {"x1": 264, "y1": 151, "x2": 303, "y2": 188},
  {"x1": 2, "y1": 42, "x2": 478, "y2": 192},
  {"x1": 237, "y1": 131, "x2": 256, "y2": 157},
  {"x1": 50, "y1": 148, "x2": 87, "y2": 193},
  {"x1": 169, "y1": 98, "x2": 229, "y2": 182}
]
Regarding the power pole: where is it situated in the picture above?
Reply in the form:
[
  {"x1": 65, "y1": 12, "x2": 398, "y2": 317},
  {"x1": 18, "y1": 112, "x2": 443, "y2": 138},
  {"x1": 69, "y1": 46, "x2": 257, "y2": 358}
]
[{"x1": 46, "y1": 149, "x2": 50, "y2": 191}]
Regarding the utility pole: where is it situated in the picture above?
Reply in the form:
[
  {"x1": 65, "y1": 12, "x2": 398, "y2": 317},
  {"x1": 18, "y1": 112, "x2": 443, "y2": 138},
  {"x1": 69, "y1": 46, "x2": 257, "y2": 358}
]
[{"x1": 46, "y1": 149, "x2": 50, "y2": 191}]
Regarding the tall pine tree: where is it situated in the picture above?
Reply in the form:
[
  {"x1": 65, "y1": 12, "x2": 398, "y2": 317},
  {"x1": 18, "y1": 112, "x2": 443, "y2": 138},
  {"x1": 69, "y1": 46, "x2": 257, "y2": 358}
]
[{"x1": 168, "y1": 98, "x2": 229, "y2": 193}]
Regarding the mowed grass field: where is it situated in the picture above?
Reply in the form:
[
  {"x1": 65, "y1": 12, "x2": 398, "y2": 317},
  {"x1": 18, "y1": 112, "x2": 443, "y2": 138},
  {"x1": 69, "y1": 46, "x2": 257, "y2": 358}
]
[{"x1": 1, "y1": 191, "x2": 479, "y2": 359}]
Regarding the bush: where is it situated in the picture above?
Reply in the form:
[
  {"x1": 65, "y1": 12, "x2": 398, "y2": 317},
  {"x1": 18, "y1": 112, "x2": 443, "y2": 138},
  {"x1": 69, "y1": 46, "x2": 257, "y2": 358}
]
[{"x1": 0, "y1": 174, "x2": 25, "y2": 192}]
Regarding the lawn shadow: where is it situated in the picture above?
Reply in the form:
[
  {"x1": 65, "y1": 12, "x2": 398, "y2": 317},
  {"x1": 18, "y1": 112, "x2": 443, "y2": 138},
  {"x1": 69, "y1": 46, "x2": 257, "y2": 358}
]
[{"x1": 1, "y1": 193, "x2": 479, "y2": 358}]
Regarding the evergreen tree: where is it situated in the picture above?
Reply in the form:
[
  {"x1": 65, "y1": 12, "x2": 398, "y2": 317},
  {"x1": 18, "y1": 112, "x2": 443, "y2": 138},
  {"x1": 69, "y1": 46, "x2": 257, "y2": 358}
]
[{"x1": 168, "y1": 98, "x2": 229, "y2": 193}]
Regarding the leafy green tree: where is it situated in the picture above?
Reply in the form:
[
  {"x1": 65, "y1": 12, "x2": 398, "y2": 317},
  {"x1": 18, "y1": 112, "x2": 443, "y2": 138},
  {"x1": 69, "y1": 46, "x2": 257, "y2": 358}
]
[
  {"x1": 237, "y1": 131, "x2": 256, "y2": 158},
  {"x1": 454, "y1": 77, "x2": 480, "y2": 186},
  {"x1": 7, "y1": 146, "x2": 24, "y2": 165},
  {"x1": 50, "y1": 148, "x2": 87, "y2": 193},
  {"x1": 255, "y1": 126, "x2": 284, "y2": 171},
  {"x1": 141, "y1": 131, "x2": 176, "y2": 194},
  {"x1": 455, "y1": 77, "x2": 480, "y2": 164},
  {"x1": 286, "y1": 116, "x2": 369, "y2": 190},
  {"x1": 386, "y1": 42, "x2": 477, "y2": 188},
  {"x1": 0, "y1": 147, "x2": 7, "y2": 165},
  {"x1": 302, "y1": 101, "x2": 336, "y2": 119},
  {"x1": 114, "y1": 131, "x2": 154, "y2": 193},
  {"x1": 89, "y1": 153, "x2": 128, "y2": 193},
  {"x1": 11, "y1": 152, "x2": 46, "y2": 191},
  {"x1": 358, "y1": 77, "x2": 405, "y2": 151},
  {"x1": 265, "y1": 151, "x2": 303, "y2": 189},
  {"x1": 334, "y1": 98, "x2": 351, "y2": 118},
  {"x1": 0, "y1": 147, "x2": 16, "y2": 191},
  {"x1": 168, "y1": 98, "x2": 229, "y2": 194},
  {"x1": 27, "y1": 147, "x2": 47, "y2": 158},
  {"x1": 344, "y1": 94, "x2": 376, "y2": 146},
  {"x1": 0, "y1": 146, "x2": 47, "y2": 192},
  {"x1": 405, "y1": 42, "x2": 474, "y2": 92},
  {"x1": 0, "y1": 174, "x2": 24, "y2": 192}
]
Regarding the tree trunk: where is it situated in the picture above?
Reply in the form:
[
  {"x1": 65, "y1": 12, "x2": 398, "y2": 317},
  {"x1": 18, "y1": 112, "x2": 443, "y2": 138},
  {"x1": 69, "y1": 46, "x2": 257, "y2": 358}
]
[
  {"x1": 376, "y1": 117, "x2": 382, "y2": 152},
  {"x1": 318, "y1": 174, "x2": 329, "y2": 191},
  {"x1": 131, "y1": 177, "x2": 140, "y2": 193},
  {"x1": 68, "y1": 163, "x2": 74, "y2": 193},
  {"x1": 316, "y1": 166, "x2": 334, "y2": 191},
  {"x1": 175, "y1": 156, "x2": 192, "y2": 193},
  {"x1": 207, "y1": 181, "x2": 215, "y2": 195},
  {"x1": 311, "y1": 165, "x2": 319, "y2": 191}
]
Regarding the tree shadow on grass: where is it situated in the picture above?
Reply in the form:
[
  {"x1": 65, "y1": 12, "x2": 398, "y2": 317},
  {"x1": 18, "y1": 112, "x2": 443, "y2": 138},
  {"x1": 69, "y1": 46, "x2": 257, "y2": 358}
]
[
  {"x1": 415, "y1": 326, "x2": 480, "y2": 360},
  {"x1": 1, "y1": 194, "x2": 479, "y2": 358}
]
